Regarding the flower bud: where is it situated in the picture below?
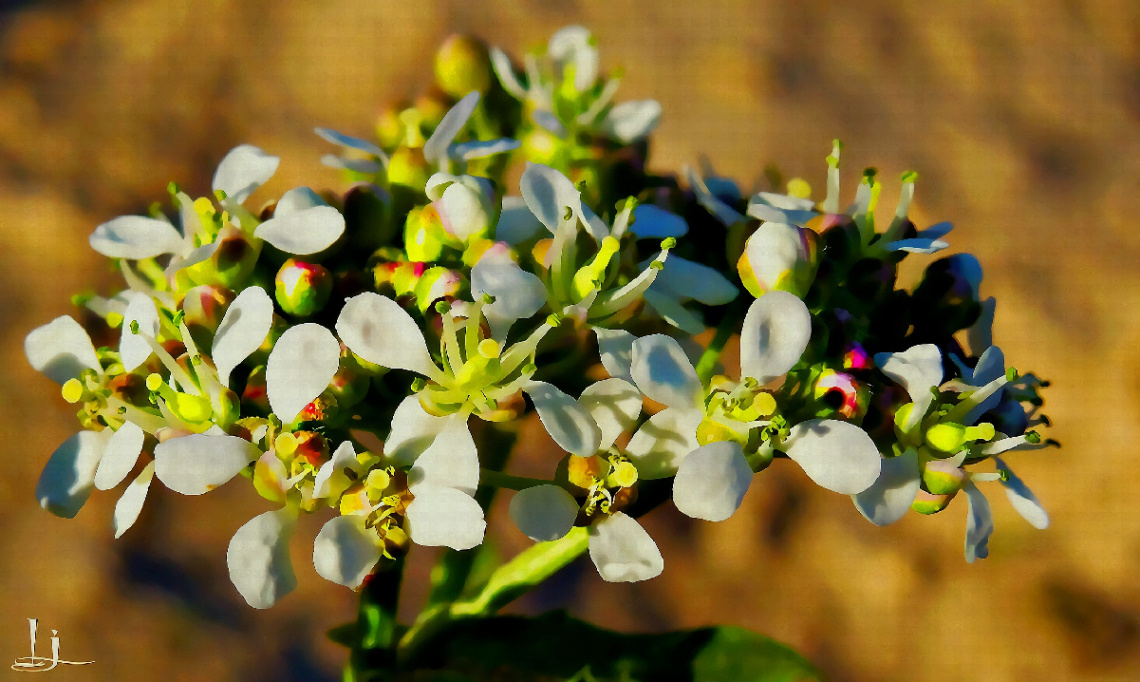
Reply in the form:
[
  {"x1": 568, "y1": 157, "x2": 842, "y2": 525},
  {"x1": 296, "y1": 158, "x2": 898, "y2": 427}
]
[
  {"x1": 241, "y1": 365, "x2": 270, "y2": 413},
  {"x1": 911, "y1": 488, "x2": 956, "y2": 515},
  {"x1": 737, "y1": 222, "x2": 820, "y2": 299},
  {"x1": 812, "y1": 369, "x2": 870, "y2": 421},
  {"x1": 435, "y1": 34, "x2": 492, "y2": 98},
  {"x1": 387, "y1": 147, "x2": 429, "y2": 190},
  {"x1": 275, "y1": 259, "x2": 332, "y2": 317},
  {"x1": 922, "y1": 458, "x2": 966, "y2": 495},
  {"x1": 403, "y1": 205, "x2": 450, "y2": 262},
  {"x1": 414, "y1": 266, "x2": 464, "y2": 313},
  {"x1": 428, "y1": 173, "x2": 497, "y2": 246},
  {"x1": 328, "y1": 355, "x2": 371, "y2": 409},
  {"x1": 181, "y1": 285, "x2": 234, "y2": 341}
]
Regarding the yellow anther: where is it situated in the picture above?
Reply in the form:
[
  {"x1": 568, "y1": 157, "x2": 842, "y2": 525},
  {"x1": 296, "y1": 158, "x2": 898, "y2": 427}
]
[
  {"x1": 786, "y1": 177, "x2": 812, "y2": 199},
  {"x1": 145, "y1": 373, "x2": 164, "y2": 391},
  {"x1": 171, "y1": 393, "x2": 212, "y2": 423},
  {"x1": 751, "y1": 392, "x2": 777, "y2": 417},
  {"x1": 106, "y1": 312, "x2": 124, "y2": 329},
  {"x1": 61, "y1": 378, "x2": 85, "y2": 404},
  {"x1": 607, "y1": 461, "x2": 638, "y2": 489},
  {"x1": 477, "y1": 338, "x2": 501, "y2": 359},
  {"x1": 366, "y1": 468, "x2": 391, "y2": 493},
  {"x1": 276, "y1": 432, "x2": 298, "y2": 456}
]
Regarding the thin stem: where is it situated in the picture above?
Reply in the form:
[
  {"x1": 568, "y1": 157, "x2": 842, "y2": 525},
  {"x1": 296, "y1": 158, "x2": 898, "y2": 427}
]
[
  {"x1": 695, "y1": 298, "x2": 747, "y2": 385},
  {"x1": 478, "y1": 469, "x2": 555, "y2": 491},
  {"x1": 397, "y1": 527, "x2": 590, "y2": 665}
]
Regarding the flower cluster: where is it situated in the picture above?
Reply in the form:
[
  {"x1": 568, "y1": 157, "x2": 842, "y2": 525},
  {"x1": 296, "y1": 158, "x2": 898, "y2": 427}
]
[{"x1": 26, "y1": 26, "x2": 1053, "y2": 609}]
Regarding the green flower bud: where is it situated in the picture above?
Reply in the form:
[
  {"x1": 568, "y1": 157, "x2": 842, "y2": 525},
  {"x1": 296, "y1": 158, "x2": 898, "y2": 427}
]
[
  {"x1": 275, "y1": 259, "x2": 332, "y2": 317},
  {"x1": 434, "y1": 34, "x2": 492, "y2": 98},
  {"x1": 911, "y1": 488, "x2": 956, "y2": 515},
  {"x1": 922, "y1": 458, "x2": 965, "y2": 496}
]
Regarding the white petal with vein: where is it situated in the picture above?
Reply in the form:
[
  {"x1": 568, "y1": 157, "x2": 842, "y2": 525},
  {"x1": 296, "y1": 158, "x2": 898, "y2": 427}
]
[{"x1": 266, "y1": 323, "x2": 341, "y2": 423}]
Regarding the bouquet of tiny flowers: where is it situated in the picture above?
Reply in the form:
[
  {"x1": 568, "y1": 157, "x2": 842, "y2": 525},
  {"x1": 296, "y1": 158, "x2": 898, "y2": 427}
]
[{"x1": 25, "y1": 27, "x2": 1054, "y2": 681}]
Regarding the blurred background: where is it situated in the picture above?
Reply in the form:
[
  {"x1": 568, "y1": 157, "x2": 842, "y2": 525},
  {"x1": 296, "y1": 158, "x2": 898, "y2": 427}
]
[{"x1": 2, "y1": 0, "x2": 1138, "y2": 679}]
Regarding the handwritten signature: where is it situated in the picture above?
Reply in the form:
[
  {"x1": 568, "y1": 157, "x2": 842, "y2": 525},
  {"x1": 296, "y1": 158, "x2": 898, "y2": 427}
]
[{"x1": 11, "y1": 619, "x2": 92, "y2": 673}]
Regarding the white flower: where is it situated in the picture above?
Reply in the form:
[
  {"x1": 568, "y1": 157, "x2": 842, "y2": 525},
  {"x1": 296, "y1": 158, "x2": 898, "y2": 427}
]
[
  {"x1": 422, "y1": 91, "x2": 519, "y2": 172},
  {"x1": 315, "y1": 127, "x2": 388, "y2": 174},
  {"x1": 25, "y1": 316, "x2": 156, "y2": 530},
  {"x1": 517, "y1": 163, "x2": 675, "y2": 319},
  {"x1": 642, "y1": 253, "x2": 739, "y2": 335},
  {"x1": 426, "y1": 172, "x2": 498, "y2": 245},
  {"x1": 491, "y1": 27, "x2": 661, "y2": 144},
  {"x1": 88, "y1": 145, "x2": 345, "y2": 276}
]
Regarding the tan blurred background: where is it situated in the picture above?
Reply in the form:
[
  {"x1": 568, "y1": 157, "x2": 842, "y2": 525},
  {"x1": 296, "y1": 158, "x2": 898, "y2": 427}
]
[{"x1": 2, "y1": 0, "x2": 1138, "y2": 679}]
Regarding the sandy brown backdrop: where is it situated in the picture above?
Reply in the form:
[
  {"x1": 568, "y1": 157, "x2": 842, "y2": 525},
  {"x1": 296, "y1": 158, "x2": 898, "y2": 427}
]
[{"x1": 1, "y1": 1, "x2": 1138, "y2": 680}]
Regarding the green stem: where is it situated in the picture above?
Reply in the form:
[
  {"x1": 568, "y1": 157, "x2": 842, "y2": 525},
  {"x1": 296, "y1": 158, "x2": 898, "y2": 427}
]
[
  {"x1": 695, "y1": 299, "x2": 747, "y2": 385},
  {"x1": 345, "y1": 558, "x2": 405, "y2": 680},
  {"x1": 426, "y1": 422, "x2": 517, "y2": 607},
  {"x1": 478, "y1": 469, "x2": 555, "y2": 490},
  {"x1": 397, "y1": 527, "x2": 590, "y2": 664}
]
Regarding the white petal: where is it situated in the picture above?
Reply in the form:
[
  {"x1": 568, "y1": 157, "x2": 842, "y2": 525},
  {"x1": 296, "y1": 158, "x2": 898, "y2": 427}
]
[
  {"x1": 336, "y1": 293, "x2": 438, "y2": 377},
  {"x1": 649, "y1": 255, "x2": 738, "y2": 305},
  {"x1": 322, "y1": 154, "x2": 383, "y2": 174},
  {"x1": 588, "y1": 512, "x2": 663, "y2": 582},
  {"x1": 887, "y1": 238, "x2": 949, "y2": 254},
  {"x1": 384, "y1": 395, "x2": 449, "y2": 467},
  {"x1": 746, "y1": 192, "x2": 819, "y2": 225},
  {"x1": 548, "y1": 25, "x2": 598, "y2": 93},
  {"x1": 25, "y1": 316, "x2": 101, "y2": 384},
  {"x1": 314, "y1": 127, "x2": 385, "y2": 157},
  {"x1": 624, "y1": 407, "x2": 703, "y2": 479},
  {"x1": 408, "y1": 417, "x2": 479, "y2": 496},
  {"x1": 601, "y1": 100, "x2": 661, "y2": 143},
  {"x1": 213, "y1": 286, "x2": 275, "y2": 386},
  {"x1": 739, "y1": 291, "x2": 812, "y2": 384},
  {"x1": 578, "y1": 378, "x2": 642, "y2": 450},
  {"x1": 113, "y1": 461, "x2": 155, "y2": 538},
  {"x1": 972, "y1": 346, "x2": 1006, "y2": 385},
  {"x1": 520, "y1": 163, "x2": 582, "y2": 233},
  {"x1": 672, "y1": 441, "x2": 752, "y2": 522},
  {"x1": 452, "y1": 138, "x2": 521, "y2": 161},
  {"x1": 265, "y1": 323, "x2": 341, "y2": 423},
  {"x1": 165, "y1": 240, "x2": 221, "y2": 277},
  {"x1": 852, "y1": 449, "x2": 921, "y2": 526},
  {"x1": 120, "y1": 293, "x2": 160, "y2": 372},
  {"x1": 784, "y1": 419, "x2": 882, "y2": 494},
  {"x1": 490, "y1": 46, "x2": 528, "y2": 99},
  {"x1": 89, "y1": 215, "x2": 186, "y2": 260},
  {"x1": 523, "y1": 381, "x2": 602, "y2": 457},
  {"x1": 154, "y1": 433, "x2": 261, "y2": 495},
  {"x1": 472, "y1": 245, "x2": 547, "y2": 338},
  {"x1": 595, "y1": 328, "x2": 634, "y2": 381},
  {"x1": 212, "y1": 144, "x2": 280, "y2": 205},
  {"x1": 313, "y1": 515, "x2": 383, "y2": 588},
  {"x1": 643, "y1": 290, "x2": 706, "y2": 335},
  {"x1": 227, "y1": 508, "x2": 297, "y2": 609},
  {"x1": 874, "y1": 344, "x2": 944, "y2": 403},
  {"x1": 509, "y1": 484, "x2": 579, "y2": 542},
  {"x1": 685, "y1": 166, "x2": 745, "y2": 227},
  {"x1": 532, "y1": 110, "x2": 568, "y2": 138},
  {"x1": 314, "y1": 441, "x2": 360, "y2": 499},
  {"x1": 963, "y1": 480, "x2": 993, "y2": 563},
  {"x1": 94, "y1": 422, "x2": 144, "y2": 490},
  {"x1": 274, "y1": 186, "x2": 327, "y2": 216},
  {"x1": 36, "y1": 430, "x2": 108, "y2": 518},
  {"x1": 995, "y1": 458, "x2": 1049, "y2": 529},
  {"x1": 495, "y1": 196, "x2": 544, "y2": 245},
  {"x1": 436, "y1": 180, "x2": 492, "y2": 242},
  {"x1": 404, "y1": 486, "x2": 487, "y2": 550},
  {"x1": 255, "y1": 204, "x2": 345, "y2": 255},
  {"x1": 630, "y1": 334, "x2": 702, "y2": 411},
  {"x1": 424, "y1": 91, "x2": 480, "y2": 163}
]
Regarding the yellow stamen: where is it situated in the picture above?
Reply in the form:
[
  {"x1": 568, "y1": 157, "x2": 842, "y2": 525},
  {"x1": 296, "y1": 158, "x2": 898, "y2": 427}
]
[
  {"x1": 276, "y1": 432, "x2": 298, "y2": 456},
  {"x1": 61, "y1": 378, "x2": 85, "y2": 404},
  {"x1": 477, "y1": 338, "x2": 501, "y2": 360}
]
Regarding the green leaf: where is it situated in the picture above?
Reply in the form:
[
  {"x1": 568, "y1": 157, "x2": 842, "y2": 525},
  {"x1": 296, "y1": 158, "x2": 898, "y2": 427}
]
[{"x1": 399, "y1": 610, "x2": 820, "y2": 682}]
